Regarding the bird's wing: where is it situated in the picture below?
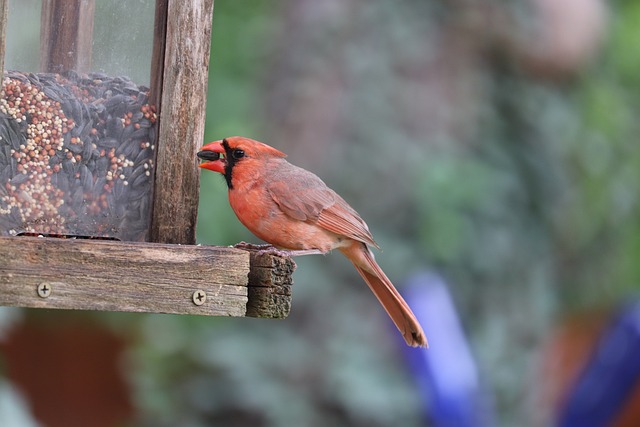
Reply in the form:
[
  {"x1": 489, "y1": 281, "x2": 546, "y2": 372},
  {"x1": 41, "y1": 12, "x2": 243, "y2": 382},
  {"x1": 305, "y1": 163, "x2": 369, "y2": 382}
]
[
  {"x1": 317, "y1": 196, "x2": 379, "y2": 249},
  {"x1": 266, "y1": 167, "x2": 334, "y2": 222},
  {"x1": 267, "y1": 164, "x2": 379, "y2": 248}
]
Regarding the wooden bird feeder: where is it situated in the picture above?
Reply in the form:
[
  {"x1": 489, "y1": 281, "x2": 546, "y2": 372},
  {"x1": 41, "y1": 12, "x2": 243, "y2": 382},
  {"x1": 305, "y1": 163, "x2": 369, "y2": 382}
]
[{"x1": 0, "y1": 0, "x2": 294, "y2": 318}]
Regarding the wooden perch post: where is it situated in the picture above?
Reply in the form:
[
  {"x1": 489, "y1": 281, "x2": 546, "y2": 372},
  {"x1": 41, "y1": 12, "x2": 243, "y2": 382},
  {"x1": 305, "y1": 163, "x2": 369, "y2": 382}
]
[
  {"x1": 247, "y1": 250, "x2": 296, "y2": 318},
  {"x1": 150, "y1": 0, "x2": 212, "y2": 245},
  {"x1": 0, "y1": 236, "x2": 296, "y2": 318}
]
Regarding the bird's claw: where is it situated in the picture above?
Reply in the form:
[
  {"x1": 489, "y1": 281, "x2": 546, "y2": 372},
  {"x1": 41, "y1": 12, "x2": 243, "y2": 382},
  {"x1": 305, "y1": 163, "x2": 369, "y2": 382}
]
[
  {"x1": 233, "y1": 242, "x2": 322, "y2": 258},
  {"x1": 233, "y1": 241, "x2": 274, "y2": 251},
  {"x1": 233, "y1": 242, "x2": 290, "y2": 257}
]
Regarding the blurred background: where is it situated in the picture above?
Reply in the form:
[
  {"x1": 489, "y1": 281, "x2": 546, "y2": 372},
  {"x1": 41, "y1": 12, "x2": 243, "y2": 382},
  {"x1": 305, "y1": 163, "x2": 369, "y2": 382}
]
[{"x1": 3, "y1": 0, "x2": 640, "y2": 426}]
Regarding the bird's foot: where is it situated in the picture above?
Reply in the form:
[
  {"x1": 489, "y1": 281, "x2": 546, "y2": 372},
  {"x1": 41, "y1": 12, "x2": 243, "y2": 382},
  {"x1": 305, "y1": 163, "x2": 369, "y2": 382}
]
[
  {"x1": 234, "y1": 242, "x2": 324, "y2": 258},
  {"x1": 233, "y1": 241, "x2": 273, "y2": 251}
]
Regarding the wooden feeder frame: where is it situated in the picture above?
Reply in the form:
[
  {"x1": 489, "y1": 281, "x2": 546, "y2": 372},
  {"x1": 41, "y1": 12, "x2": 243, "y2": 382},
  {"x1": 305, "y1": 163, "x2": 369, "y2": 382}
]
[{"x1": 0, "y1": 0, "x2": 294, "y2": 319}]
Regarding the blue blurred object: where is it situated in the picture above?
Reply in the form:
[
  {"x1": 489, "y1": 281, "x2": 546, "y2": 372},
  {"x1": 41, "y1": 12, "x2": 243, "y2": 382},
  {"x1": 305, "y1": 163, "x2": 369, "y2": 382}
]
[
  {"x1": 556, "y1": 300, "x2": 640, "y2": 427},
  {"x1": 401, "y1": 271, "x2": 495, "y2": 427}
]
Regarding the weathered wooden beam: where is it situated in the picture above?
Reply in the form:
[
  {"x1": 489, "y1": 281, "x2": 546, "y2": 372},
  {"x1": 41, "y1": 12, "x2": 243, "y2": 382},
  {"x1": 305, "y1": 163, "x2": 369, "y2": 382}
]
[
  {"x1": 40, "y1": 0, "x2": 96, "y2": 73},
  {"x1": 150, "y1": 0, "x2": 215, "y2": 245},
  {"x1": 0, "y1": 236, "x2": 295, "y2": 318},
  {"x1": 149, "y1": 0, "x2": 168, "y2": 109}
]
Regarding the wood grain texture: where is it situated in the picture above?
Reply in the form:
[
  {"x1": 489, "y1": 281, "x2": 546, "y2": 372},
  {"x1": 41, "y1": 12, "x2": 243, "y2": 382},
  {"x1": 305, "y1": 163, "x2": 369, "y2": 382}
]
[
  {"x1": 149, "y1": 0, "x2": 168, "y2": 109},
  {"x1": 150, "y1": 0, "x2": 215, "y2": 244},
  {"x1": 0, "y1": 0, "x2": 7, "y2": 76},
  {"x1": 0, "y1": 236, "x2": 249, "y2": 316},
  {"x1": 246, "y1": 251, "x2": 297, "y2": 319},
  {"x1": 40, "y1": 0, "x2": 95, "y2": 73},
  {"x1": 0, "y1": 237, "x2": 296, "y2": 318}
]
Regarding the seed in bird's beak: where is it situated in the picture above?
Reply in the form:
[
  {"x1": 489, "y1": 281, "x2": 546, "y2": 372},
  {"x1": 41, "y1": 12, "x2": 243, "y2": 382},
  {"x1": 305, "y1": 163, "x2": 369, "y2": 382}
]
[{"x1": 197, "y1": 150, "x2": 220, "y2": 161}]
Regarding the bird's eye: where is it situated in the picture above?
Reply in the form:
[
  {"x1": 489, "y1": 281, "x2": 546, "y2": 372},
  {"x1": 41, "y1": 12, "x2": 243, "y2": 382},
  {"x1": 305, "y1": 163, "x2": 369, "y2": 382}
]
[{"x1": 231, "y1": 149, "x2": 245, "y2": 160}]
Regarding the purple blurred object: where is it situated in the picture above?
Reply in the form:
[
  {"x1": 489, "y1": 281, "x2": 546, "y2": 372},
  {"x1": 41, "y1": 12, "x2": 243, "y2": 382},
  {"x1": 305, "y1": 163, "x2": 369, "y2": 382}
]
[
  {"x1": 401, "y1": 272, "x2": 495, "y2": 427},
  {"x1": 556, "y1": 301, "x2": 640, "y2": 427}
]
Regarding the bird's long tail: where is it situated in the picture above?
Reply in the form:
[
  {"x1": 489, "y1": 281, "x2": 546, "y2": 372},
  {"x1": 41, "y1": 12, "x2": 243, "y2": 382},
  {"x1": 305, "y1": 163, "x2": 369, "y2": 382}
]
[{"x1": 340, "y1": 242, "x2": 428, "y2": 347}]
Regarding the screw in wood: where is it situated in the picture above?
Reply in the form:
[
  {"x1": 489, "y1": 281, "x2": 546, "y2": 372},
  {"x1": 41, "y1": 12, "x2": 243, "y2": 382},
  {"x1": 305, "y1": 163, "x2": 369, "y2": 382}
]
[
  {"x1": 37, "y1": 283, "x2": 52, "y2": 298},
  {"x1": 192, "y1": 290, "x2": 207, "y2": 306}
]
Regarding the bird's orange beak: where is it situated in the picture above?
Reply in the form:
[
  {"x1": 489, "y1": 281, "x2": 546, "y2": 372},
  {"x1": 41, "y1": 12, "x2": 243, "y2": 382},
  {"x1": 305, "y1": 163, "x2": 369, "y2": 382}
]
[{"x1": 197, "y1": 141, "x2": 226, "y2": 174}]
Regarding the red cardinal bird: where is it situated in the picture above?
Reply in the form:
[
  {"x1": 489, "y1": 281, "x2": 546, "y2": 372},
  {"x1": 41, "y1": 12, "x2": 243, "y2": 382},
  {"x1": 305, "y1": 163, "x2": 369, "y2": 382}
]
[{"x1": 197, "y1": 136, "x2": 427, "y2": 347}]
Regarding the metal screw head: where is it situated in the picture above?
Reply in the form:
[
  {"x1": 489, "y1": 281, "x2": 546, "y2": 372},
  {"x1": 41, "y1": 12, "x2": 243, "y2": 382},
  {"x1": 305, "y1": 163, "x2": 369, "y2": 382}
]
[
  {"x1": 37, "y1": 283, "x2": 51, "y2": 298},
  {"x1": 192, "y1": 290, "x2": 207, "y2": 306}
]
